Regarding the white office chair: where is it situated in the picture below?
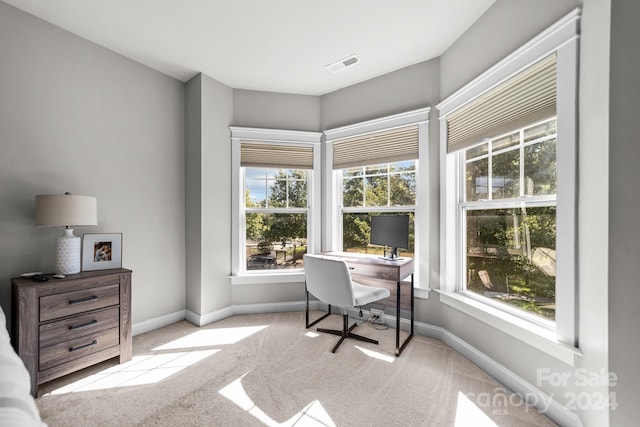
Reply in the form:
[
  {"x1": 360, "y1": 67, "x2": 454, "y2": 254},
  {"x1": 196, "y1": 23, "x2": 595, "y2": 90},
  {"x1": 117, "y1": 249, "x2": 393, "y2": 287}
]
[{"x1": 303, "y1": 254, "x2": 391, "y2": 353}]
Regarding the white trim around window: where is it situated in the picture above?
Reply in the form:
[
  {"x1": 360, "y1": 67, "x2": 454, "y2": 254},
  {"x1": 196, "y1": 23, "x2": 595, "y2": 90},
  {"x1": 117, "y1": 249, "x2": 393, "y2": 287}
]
[
  {"x1": 230, "y1": 127, "x2": 322, "y2": 285},
  {"x1": 437, "y1": 8, "x2": 581, "y2": 363},
  {"x1": 323, "y1": 107, "x2": 430, "y2": 297}
]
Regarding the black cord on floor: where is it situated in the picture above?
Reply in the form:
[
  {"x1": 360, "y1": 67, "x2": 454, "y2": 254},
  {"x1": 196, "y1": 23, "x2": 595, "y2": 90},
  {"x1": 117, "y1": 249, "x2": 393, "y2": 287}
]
[
  {"x1": 353, "y1": 306, "x2": 388, "y2": 330},
  {"x1": 369, "y1": 313, "x2": 389, "y2": 330}
]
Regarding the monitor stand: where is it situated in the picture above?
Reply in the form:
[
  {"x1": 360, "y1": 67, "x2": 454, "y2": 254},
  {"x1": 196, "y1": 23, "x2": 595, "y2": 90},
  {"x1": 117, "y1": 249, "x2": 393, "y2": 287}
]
[{"x1": 379, "y1": 247, "x2": 403, "y2": 261}]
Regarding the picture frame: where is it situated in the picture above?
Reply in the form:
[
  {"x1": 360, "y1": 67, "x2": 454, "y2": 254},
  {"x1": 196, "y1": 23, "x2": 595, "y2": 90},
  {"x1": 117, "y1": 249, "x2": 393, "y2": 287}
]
[{"x1": 82, "y1": 233, "x2": 123, "y2": 271}]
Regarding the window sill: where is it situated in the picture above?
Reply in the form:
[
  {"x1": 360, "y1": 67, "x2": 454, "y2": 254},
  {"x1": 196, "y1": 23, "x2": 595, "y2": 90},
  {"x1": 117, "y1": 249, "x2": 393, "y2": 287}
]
[
  {"x1": 414, "y1": 287, "x2": 430, "y2": 299},
  {"x1": 229, "y1": 271, "x2": 306, "y2": 285},
  {"x1": 436, "y1": 290, "x2": 581, "y2": 366}
]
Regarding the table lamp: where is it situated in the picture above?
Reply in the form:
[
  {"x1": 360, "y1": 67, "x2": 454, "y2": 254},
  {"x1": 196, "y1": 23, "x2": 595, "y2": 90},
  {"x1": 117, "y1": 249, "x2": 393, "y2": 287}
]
[{"x1": 35, "y1": 193, "x2": 97, "y2": 275}]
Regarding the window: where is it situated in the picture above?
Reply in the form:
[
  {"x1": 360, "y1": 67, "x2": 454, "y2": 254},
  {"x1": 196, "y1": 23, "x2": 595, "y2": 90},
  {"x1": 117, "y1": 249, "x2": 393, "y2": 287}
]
[
  {"x1": 244, "y1": 168, "x2": 309, "y2": 271},
  {"x1": 437, "y1": 9, "x2": 579, "y2": 350},
  {"x1": 462, "y1": 118, "x2": 557, "y2": 320},
  {"x1": 230, "y1": 127, "x2": 322, "y2": 279},
  {"x1": 323, "y1": 108, "x2": 430, "y2": 286},
  {"x1": 340, "y1": 161, "x2": 416, "y2": 257}
]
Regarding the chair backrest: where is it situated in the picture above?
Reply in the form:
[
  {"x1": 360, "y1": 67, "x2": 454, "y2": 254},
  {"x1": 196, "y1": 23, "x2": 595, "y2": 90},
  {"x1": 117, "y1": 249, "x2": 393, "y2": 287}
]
[{"x1": 303, "y1": 254, "x2": 355, "y2": 307}]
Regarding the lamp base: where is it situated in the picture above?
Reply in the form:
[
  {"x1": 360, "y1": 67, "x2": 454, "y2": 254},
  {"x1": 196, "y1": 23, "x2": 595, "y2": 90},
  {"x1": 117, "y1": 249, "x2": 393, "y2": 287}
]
[{"x1": 55, "y1": 228, "x2": 81, "y2": 275}]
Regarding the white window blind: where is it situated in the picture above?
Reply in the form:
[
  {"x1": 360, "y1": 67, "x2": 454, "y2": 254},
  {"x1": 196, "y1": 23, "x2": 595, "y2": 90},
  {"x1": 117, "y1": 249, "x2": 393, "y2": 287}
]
[
  {"x1": 240, "y1": 142, "x2": 314, "y2": 169},
  {"x1": 446, "y1": 53, "x2": 557, "y2": 153},
  {"x1": 332, "y1": 125, "x2": 419, "y2": 169}
]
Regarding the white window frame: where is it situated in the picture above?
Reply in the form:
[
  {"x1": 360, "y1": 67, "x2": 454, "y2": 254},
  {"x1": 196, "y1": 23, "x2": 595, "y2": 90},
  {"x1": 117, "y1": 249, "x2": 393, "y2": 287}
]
[
  {"x1": 230, "y1": 127, "x2": 322, "y2": 285},
  {"x1": 338, "y1": 161, "x2": 417, "y2": 258},
  {"x1": 459, "y1": 118, "x2": 558, "y2": 326},
  {"x1": 323, "y1": 107, "x2": 430, "y2": 297},
  {"x1": 437, "y1": 9, "x2": 580, "y2": 364}
]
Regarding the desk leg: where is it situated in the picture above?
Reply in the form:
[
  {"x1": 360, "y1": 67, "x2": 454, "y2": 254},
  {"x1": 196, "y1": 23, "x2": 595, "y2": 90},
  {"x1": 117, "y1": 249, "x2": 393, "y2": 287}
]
[
  {"x1": 396, "y1": 280, "x2": 401, "y2": 355},
  {"x1": 411, "y1": 273, "x2": 414, "y2": 336},
  {"x1": 396, "y1": 273, "x2": 414, "y2": 357}
]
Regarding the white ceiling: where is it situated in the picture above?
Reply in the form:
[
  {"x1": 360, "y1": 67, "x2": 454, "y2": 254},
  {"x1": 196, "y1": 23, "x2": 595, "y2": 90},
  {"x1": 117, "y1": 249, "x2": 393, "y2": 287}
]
[{"x1": 4, "y1": 0, "x2": 495, "y2": 96}]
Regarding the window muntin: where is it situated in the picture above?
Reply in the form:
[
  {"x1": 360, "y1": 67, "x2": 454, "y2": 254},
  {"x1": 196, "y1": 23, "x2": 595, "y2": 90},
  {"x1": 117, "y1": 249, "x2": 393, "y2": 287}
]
[
  {"x1": 342, "y1": 161, "x2": 416, "y2": 208},
  {"x1": 461, "y1": 118, "x2": 557, "y2": 320},
  {"x1": 340, "y1": 160, "x2": 416, "y2": 257},
  {"x1": 244, "y1": 168, "x2": 309, "y2": 271}
]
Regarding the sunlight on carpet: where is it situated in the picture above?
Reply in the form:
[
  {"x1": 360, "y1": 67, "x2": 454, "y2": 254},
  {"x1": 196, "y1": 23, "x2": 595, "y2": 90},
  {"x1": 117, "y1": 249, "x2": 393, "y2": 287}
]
[
  {"x1": 153, "y1": 325, "x2": 269, "y2": 350},
  {"x1": 43, "y1": 325, "x2": 269, "y2": 396},
  {"x1": 219, "y1": 371, "x2": 336, "y2": 426},
  {"x1": 43, "y1": 350, "x2": 218, "y2": 395},
  {"x1": 455, "y1": 391, "x2": 498, "y2": 427},
  {"x1": 354, "y1": 345, "x2": 395, "y2": 363}
]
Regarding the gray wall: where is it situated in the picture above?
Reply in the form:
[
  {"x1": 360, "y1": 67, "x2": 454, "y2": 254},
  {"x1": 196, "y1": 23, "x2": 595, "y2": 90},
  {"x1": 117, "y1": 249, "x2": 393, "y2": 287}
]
[
  {"x1": 578, "y1": 0, "x2": 610, "y2": 425},
  {"x1": 440, "y1": 0, "x2": 582, "y2": 99},
  {"x1": 320, "y1": 59, "x2": 439, "y2": 130},
  {"x1": 0, "y1": 1, "x2": 186, "y2": 325},
  {"x1": 186, "y1": 73, "x2": 234, "y2": 317},
  {"x1": 233, "y1": 89, "x2": 321, "y2": 132},
  {"x1": 609, "y1": 0, "x2": 640, "y2": 424},
  {"x1": 199, "y1": 74, "x2": 234, "y2": 314},
  {"x1": 185, "y1": 76, "x2": 203, "y2": 314}
]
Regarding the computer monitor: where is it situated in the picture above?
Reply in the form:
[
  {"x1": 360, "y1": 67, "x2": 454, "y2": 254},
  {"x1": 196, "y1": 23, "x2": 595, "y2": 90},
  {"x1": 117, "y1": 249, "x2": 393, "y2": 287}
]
[{"x1": 369, "y1": 215, "x2": 409, "y2": 260}]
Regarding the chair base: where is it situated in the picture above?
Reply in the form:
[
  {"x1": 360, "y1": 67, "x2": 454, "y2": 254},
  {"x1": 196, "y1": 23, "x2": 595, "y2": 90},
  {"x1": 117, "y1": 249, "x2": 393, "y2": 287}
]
[
  {"x1": 318, "y1": 313, "x2": 379, "y2": 353},
  {"x1": 305, "y1": 289, "x2": 379, "y2": 353}
]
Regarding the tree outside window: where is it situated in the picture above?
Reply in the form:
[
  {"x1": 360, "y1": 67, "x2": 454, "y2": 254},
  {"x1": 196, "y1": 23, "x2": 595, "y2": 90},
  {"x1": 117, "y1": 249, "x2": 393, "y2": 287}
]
[
  {"x1": 244, "y1": 169, "x2": 308, "y2": 270},
  {"x1": 341, "y1": 161, "x2": 415, "y2": 257},
  {"x1": 463, "y1": 118, "x2": 557, "y2": 320}
]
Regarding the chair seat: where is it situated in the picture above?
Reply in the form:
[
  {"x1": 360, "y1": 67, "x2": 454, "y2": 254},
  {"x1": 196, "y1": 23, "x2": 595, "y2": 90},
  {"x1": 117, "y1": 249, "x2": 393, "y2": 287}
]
[
  {"x1": 304, "y1": 254, "x2": 393, "y2": 353},
  {"x1": 352, "y1": 281, "x2": 391, "y2": 307}
]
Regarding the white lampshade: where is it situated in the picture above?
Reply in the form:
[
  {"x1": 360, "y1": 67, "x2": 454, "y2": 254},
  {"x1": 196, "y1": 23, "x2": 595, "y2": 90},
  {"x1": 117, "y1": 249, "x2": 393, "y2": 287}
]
[
  {"x1": 35, "y1": 193, "x2": 97, "y2": 274},
  {"x1": 35, "y1": 194, "x2": 97, "y2": 227}
]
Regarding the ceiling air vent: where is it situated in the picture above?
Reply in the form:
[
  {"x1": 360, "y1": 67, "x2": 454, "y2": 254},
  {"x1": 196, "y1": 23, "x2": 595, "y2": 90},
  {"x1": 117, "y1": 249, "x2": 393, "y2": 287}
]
[{"x1": 326, "y1": 54, "x2": 361, "y2": 74}]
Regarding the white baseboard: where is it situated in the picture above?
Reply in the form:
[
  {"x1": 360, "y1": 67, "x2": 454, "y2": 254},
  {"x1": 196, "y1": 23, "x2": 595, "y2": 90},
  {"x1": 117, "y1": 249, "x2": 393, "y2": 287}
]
[
  {"x1": 233, "y1": 301, "x2": 314, "y2": 315},
  {"x1": 132, "y1": 309, "x2": 186, "y2": 336},
  {"x1": 416, "y1": 321, "x2": 582, "y2": 427},
  {"x1": 131, "y1": 301, "x2": 581, "y2": 427},
  {"x1": 186, "y1": 306, "x2": 234, "y2": 327}
]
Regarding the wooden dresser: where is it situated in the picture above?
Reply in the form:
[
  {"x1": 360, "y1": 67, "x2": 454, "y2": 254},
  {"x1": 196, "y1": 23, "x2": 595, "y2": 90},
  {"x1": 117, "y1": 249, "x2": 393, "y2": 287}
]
[{"x1": 11, "y1": 269, "x2": 132, "y2": 397}]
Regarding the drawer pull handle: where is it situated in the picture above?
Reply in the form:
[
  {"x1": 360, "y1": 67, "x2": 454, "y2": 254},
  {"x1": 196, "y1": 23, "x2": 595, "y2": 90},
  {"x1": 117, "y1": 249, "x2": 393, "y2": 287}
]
[
  {"x1": 68, "y1": 319, "x2": 98, "y2": 331},
  {"x1": 68, "y1": 295, "x2": 98, "y2": 305},
  {"x1": 69, "y1": 340, "x2": 97, "y2": 352}
]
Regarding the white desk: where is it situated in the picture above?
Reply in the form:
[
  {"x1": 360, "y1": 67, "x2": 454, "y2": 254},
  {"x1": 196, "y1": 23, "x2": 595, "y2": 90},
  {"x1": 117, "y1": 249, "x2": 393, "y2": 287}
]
[{"x1": 323, "y1": 252, "x2": 415, "y2": 356}]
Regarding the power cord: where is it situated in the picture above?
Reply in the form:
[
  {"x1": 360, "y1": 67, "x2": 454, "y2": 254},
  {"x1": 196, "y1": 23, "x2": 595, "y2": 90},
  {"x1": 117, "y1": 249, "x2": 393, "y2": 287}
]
[
  {"x1": 368, "y1": 307, "x2": 389, "y2": 330},
  {"x1": 354, "y1": 306, "x2": 388, "y2": 330}
]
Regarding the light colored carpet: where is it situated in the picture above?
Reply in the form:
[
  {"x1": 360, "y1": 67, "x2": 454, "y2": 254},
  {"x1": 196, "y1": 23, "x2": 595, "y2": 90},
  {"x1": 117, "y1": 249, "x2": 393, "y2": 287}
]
[{"x1": 36, "y1": 312, "x2": 557, "y2": 426}]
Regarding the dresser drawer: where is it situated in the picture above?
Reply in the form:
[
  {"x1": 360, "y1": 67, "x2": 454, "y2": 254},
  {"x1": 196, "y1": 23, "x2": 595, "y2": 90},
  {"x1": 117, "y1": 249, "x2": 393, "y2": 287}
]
[
  {"x1": 39, "y1": 283, "x2": 120, "y2": 322},
  {"x1": 39, "y1": 307, "x2": 119, "y2": 349},
  {"x1": 39, "y1": 327, "x2": 120, "y2": 371}
]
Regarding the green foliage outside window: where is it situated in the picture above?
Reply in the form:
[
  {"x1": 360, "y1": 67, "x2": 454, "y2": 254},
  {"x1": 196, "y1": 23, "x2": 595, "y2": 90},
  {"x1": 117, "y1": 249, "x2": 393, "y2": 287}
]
[
  {"x1": 342, "y1": 161, "x2": 416, "y2": 256},
  {"x1": 464, "y1": 119, "x2": 557, "y2": 320},
  {"x1": 245, "y1": 169, "x2": 308, "y2": 270}
]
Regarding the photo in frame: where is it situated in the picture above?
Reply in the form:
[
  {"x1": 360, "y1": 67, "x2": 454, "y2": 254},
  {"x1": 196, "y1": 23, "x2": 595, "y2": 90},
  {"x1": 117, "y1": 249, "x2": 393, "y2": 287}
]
[{"x1": 82, "y1": 233, "x2": 123, "y2": 271}]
